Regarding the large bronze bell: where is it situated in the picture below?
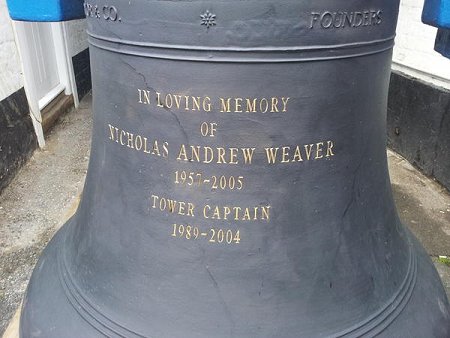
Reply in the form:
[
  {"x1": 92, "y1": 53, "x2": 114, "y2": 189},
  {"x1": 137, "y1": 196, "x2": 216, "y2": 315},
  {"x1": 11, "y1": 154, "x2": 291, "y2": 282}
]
[{"x1": 20, "y1": 0, "x2": 450, "y2": 336}]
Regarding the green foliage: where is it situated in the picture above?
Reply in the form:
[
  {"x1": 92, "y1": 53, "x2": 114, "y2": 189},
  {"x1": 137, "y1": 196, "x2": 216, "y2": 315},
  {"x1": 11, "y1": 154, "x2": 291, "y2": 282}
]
[{"x1": 437, "y1": 256, "x2": 450, "y2": 267}]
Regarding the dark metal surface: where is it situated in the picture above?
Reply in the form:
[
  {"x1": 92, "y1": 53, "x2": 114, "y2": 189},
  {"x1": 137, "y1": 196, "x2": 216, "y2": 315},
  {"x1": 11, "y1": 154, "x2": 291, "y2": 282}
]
[{"x1": 21, "y1": 1, "x2": 450, "y2": 337}]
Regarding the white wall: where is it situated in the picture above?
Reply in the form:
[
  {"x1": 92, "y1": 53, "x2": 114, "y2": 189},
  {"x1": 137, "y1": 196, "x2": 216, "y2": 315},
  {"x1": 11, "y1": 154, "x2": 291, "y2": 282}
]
[
  {"x1": 65, "y1": 19, "x2": 88, "y2": 57},
  {"x1": 0, "y1": 0, "x2": 23, "y2": 101},
  {"x1": 394, "y1": 0, "x2": 450, "y2": 89}
]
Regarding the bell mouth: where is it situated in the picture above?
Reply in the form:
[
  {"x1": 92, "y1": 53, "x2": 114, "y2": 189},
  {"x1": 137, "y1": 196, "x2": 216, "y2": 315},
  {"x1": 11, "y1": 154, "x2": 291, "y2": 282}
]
[{"x1": 20, "y1": 218, "x2": 449, "y2": 337}]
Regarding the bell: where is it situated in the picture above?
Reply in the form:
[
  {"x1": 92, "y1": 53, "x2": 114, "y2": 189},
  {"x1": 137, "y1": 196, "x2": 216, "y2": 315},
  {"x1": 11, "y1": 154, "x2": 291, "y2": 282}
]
[{"x1": 21, "y1": 0, "x2": 450, "y2": 337}]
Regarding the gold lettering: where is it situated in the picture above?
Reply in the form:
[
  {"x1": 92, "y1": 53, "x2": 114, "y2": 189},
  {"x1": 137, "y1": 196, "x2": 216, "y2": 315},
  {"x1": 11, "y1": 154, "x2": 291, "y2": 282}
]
[
  {"x1": 173, "y1": 95, "x2": 182, "y2": 109},
  {"x1": 167, "y1": 199, "x2": 177, "y2": 213},
  {"x1": 151, "y1": 194, "x2": 158, "y2": 208},
  {"x1": 162, "y1": 142, "x2": 169, "y2": 158},
  {"x1": 187, "y1": 203, "x2": 195, "y2": 217},
  {"x1": 204, "y1": 147, "x2": 214, "y2": 164},
  {"x1": 253, "y1": 207, "x2": 258, "y2": 220},
  {"x1": 191, "y1": 146, "x2": 201, "y2": 163},
  {"x1": 159, "y1": 198, "x2": 167, "y2": 210},
  {"x1": 245, "y1": 98, "x2": 257, "y2": 113},
  {"x1": 217, "y1": 147, "x2": 226, "y2": 164},
  {"x1": 119, "y1": 130, "x2": 126, "y2": 146},
  {"x1": 165, "y1": 94, "x2": 173, "y2": 108},
  {"x1": 212, "y1": 206, "x2": 221, "y2": 220},
  {"x1": 156, "y1": 92, "x2": 164, "y2": 107},
  {"x1": 235, "y1": 98, "x2": 243, "y2": 113},
  {"x1": 143, "y1": 137, "x2": 151, "y2": 154},
  {"x1": 219, "y1": 98, "x2": 231, "y2": 112},
  {"x1": 176, "y1": 146, "x2": 254, "y2": 165},
  {"x1": 282, "y1": 97, "x2": 290, "y2": 112},
  {"x1": 126, "y1": 132, "x2": 134, "y2": 149},
  {"x1": 233, "y1": 207, "x2": 242, "y2": 220},
  {"x1": 281, "y1": 146, "x2": 290, "y2": 163},
  {"x1": 178, "y1": 201, "x2": 185, "y2": 215},
  {"x1": 203, "y1": 205, "x2": 210, "y2": 219},
  {"x1": 135, "y1": 135, "x2": 143, "y2": 151},
  {"x1": 107, "y1": 124, "x2": 168, "y2": 158},
  {"x1": 271, "y1": 97, "x2": 279, "y2": 112},
  {"x1": 192, "y1": 96, "x2": 201, "y2": 111},
  {"x1": 219, "y1": 97, "x2": 288, "y2": 113},
  {"x1": 292, "y1": 146, "x2": 303, "y2": 162},
  {"x1": 304, "y1": 144, "x2": 314, "y2": 160},
  {"x1": 263, "y1": 141, "x2": 335, "y2": 164},
  {"x1": 265, "y1": 147, "x2": 279, "y2": 164},
  {"x1": 260, "y1": 98, "x2": 269, "y2": 113},
  {"x1": 108, "y1": 124, "x2": 116, "y2": 141},
  {"x1": 177, "y1": 144, "x2": 188, "y2": 161},
  {"x1": 242, "y1": 148, "x2": 256, "y2": 164},
  {"x1": 261, "y1": 206, "x2": 271, "y2": 221},
  {"x1": 242, "y1": 208, "x2": 251, "y2": 221},
  {"x1": 201, "y1": 205, "x2": 271, "y2": 221},
  {"x1": 151, "y1": 140, "x2": 160, "y2": 156},
  {"x1": 138, "y1": 89, "x2": 151, "y2": 105},
  {"x1": 203, "y1": 97, "x2": 212, "y2": 112},
  {"x1": 326, "y1": 141, "x2": 335, "y2": 157},
  {"x1": 151, "y1": 195, "x2": 195, "y2": 217},
  {"x1": 315, "y1": 142, "x2": 324, "y2": 159},
  {"x1": 229, "y1": 148, "x2": 239, "y2": 165},
  {"x1": 223, "y1": 206, "x2": 231, "y2": 220}
]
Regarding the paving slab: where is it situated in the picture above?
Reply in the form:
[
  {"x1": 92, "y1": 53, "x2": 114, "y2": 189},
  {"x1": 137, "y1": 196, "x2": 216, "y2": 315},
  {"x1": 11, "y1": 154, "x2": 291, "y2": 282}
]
[
  {"x1": 389, "y1": 151, "x2": 450, "y2": 257},
  {"x1": 388, "y1": 150, "x2": 450, "y2": 299},
  {"x1": 0, "y1": 92, "x2": 449, "y2": 335}
]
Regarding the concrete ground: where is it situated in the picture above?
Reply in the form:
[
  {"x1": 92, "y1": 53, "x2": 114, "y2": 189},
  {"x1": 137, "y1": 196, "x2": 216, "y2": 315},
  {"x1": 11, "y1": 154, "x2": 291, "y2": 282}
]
[
  {"x1": 0, "y1": 92, "x2": 449, "y2": 335},
  {"x1": 0, "y1": 94, "x2": 92, "y2": 335}
]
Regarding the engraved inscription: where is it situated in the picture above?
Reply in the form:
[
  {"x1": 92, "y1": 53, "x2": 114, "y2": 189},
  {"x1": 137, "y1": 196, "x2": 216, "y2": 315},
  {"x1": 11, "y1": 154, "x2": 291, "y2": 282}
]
[
  {"x1": 150, "y1": 194, "x2": 271, "y2": 222},
  {"x1": 106, "y1": 86, "x2": 339, "y2": 246},
  {"x1": 151, "y1": 195, "x2": 195, "y2": 217},
  {"x1": 203, "y1": 204, "x2": 271, "y2": 222},
  {"x1": 106, "y1": 124, "x2": 335, "y2": 166},
  {"x1": 264, "y1": 142, "x2": 335, "y2": 164},
  {"x1": 171, "y1": 224, "x2": 241, "y2": 245},
  {"x1": 200, "y1": 122, "x2": 218, "y2": 137},
  {"x1": 176, "y1": 145, "x2": 256, "y2": 165},
  {"x1": 84, "y1": 1, "x2": 121, "y2": 22},
  {"x1": 108, "y1": 124, "x2": 169, "y2": 158},
  {"x1": 174, "y1": 171, "x2": 244, "y2": 191},
  {"x1": 137, "y1": 89, "x2": 291, "y2": 114},
  {"x1": 219, "y1": 97, "x2": 290, "y2": 113},
  {"x1": 310, "y1": 10, "x2": 383, "y2": 29}
]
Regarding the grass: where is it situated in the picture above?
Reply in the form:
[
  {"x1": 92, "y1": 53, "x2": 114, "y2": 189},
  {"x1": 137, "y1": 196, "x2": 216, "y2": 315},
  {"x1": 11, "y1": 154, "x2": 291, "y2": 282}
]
[{"x1": 437, "y1": 256, "x2": 450, "y2": 267}]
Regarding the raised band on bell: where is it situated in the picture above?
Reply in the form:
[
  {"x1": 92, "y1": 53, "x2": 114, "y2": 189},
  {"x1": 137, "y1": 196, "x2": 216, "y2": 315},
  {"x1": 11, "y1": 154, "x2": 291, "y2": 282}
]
[{"x1": 20, "y1": 0, "x2": 450, "y2": 337}]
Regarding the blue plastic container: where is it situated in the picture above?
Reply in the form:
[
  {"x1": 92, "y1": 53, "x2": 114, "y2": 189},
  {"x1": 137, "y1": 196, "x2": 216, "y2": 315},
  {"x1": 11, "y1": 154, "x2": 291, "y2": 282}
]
[
  {"x1": 6, "y1": 0, "x2": 85, "y2": 21},
  {"x1": 422, "y1": 0, "x2": 450, "y2": 28}
]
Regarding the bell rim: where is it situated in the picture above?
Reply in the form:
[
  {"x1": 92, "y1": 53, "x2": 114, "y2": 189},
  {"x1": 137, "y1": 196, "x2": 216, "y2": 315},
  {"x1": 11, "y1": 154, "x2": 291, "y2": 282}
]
[{"x1": 20, "y1": 218, "x2": 449, "y2": 337}]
